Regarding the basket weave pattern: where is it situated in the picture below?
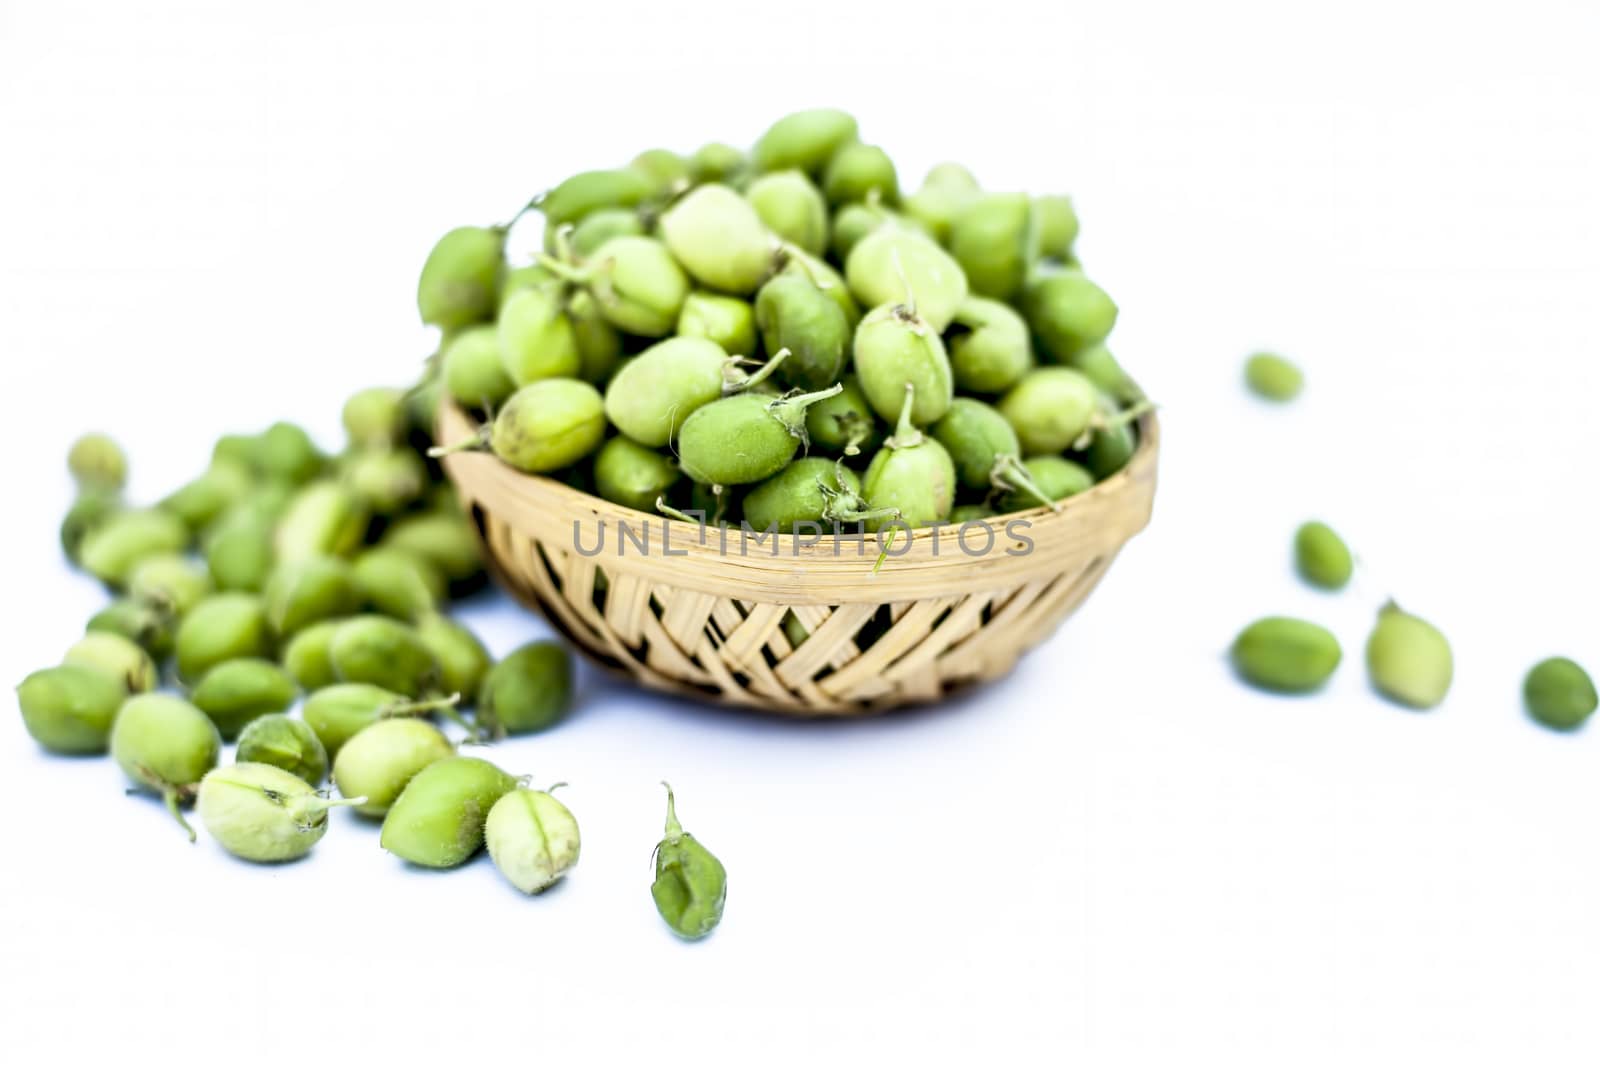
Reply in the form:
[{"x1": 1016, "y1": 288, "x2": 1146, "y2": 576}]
[{"x1": 438, "y1": 401, "x2": 1159, "y2": 716}]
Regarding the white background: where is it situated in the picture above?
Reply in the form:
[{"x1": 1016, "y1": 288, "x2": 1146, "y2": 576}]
[{"x1": 3, "y1": 0, "x2": 1599, "y2": 1062}]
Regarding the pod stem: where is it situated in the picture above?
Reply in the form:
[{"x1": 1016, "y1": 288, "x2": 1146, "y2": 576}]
[
  {"x1": 842, "y1": 423, "x2": 869, "y2": 457},
  {"x1": 655, "y1": 497, "x2": 705, "y2": 525},
  {"x1": 771, "y1": 382, "x2": 844, "y2": 440},
  {"x1": 384, "y1": 692, "x2": 463, "y2": 718},
  {"x1": 534, "y1": 253, "x2": 593, "y2": 286},
  {"x1": 884, "y1": 383, "x2": 924, "y2": 450},
  {"x1": 828, "y1": 503, "x2": 901, "y2": 527},
  {"x1": 162, "y1": 787, "x2": 197, "y2": 844},
  {"x1": 660, "y1": 781, "x2": 683, "y2": 840},
  {"x1": 502, "y1": 194, "x2": 543, "y2": 231},
  {"x1": 426, "y1": 428, "x2": 490, "y2": 459},
  {"x1": 724, "y1": 347, "x2": 791, "y2": 394},
  {"x1": 312, "y1": 794, "x2": 368, "y2": 814},
  {"x1": 992, "y1": 454, "x2": 1060, "y2": 512},
  {"x1": 1093, "y1": 398, "x2": 1156, "y2": 433},
  {"x1": 890, "y1": 247, "x2": 917, "y2": 318}
]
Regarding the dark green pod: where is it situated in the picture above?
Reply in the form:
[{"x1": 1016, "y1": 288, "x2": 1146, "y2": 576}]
[
  {"x1": 1231, "y1": 617, "x2": 1342, "y2": 694},
  {"x1": 651, "y1": 784, "x2": 727, "y2": 941},
  {"x1": 677, "y1": 387, "x2": 840, "y2": 486},
  {"x1": 190, "y1": 658, "x2": 297, "y2": 740},
  {"x1": 477, "y1": 640, "x2": 572, "y2": 737},
  {"x1": 235, "y1": 713, "x2": 328, "y2": 786},
  {"x1": 742, "y1": 457, "x2": 865, "y2": 533},
  {"x1": 87, "y1": 598, "x2": 177, "y2": 660},
  {"x1": 946, "y1": 296, "x2": 1033, "y2": 396},
  {"x1": 16, "y1": 664, "x2": 125, "y2": 754},
  {"x1": 593, "y1": 437, "x2": 681, "y2": 513},
  {"x1": 803, "y1": 375, "x2": 883, "y2": 456},
  {"x1": 948, "y1": 193, "x2": 1036, "y2": 303},
  {"x1": 1524, "y1": 657, "x2": 1598, "y2": 731},
  {"x1": 1023, "y1": 270, "x2": 1118, "y2": 362},
  {"x1": 755, "y1": 272, "x2": 851, "y2": 391}
]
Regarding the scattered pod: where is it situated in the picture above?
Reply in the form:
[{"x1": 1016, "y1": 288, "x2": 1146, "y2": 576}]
[
  {"x1": 174, "y1": 593, "x2": 272, "y2": 684},
  {"x1": 651, "y1": 783, "x2": 727, "y2": 941},
  {"x1": 746, "y1": 170, "x2": 828, "y2": 256},
  {"x1": 660, "y1": 184, "x2": 774, "y2": 296},
  {"x1": 111, "y1": 693, "x2": 222, "y2": 840},
  {"x1": 381, "y1": 511, "x2": 483, "y2": 587},
  {"x1": 302, "y1": 682, "x2": 457, "y2": 757},
  {"x1": 830, "y1": 199, "x2": 896, "y2": 261},
  {"x1": 235, "y1": 714, "x2": 328, "y2": 786},
  {"x1": 204, "y1": 509, "x2": 275, "y2": 592},
  {"x1": 197, "y1": 762, "x2": 363, "y2": 863},
  {"x1": 60, "y1": 489, "x2": 121, "y2": 563},
  {"x1": 946, "y1": 296, "x2": 1034, "y2": 395},
  {"x1": 1023, "y1": 270, "x2": 1118, "y2": 361},
  {"x1": 279, "y1": 618, "x2": 345, "y2": 690},
  {"x1": 1294, "y1": 521, "x2": 1354, "y2": 591},
  {"x1": 191, "y1": 658, "x2": 297, "y2": 739},
  {"x1": 485, "y1": 379, "x2": 608, "y2": 474},
  {"x1": 755, "y1": 272, "x2": 851, "y2": 391},
  {"x1": 845, "y1": 227, "x2": 967, "y2": 332},
  {"x1": 414, "y1": 613, "x2": 493, "y2": 699},
  {"x1": 498, "y1": 285, "x2": 581, "y2": 385},
  {"x1": 127, "y1": 553, "x2": 213, "y2": 616},
  {"x1": 580, "y1": 235, "x2": 690, "y2": 336},
  {"x1": 689, "y1": 141, "x2": 746, "y2": 183},
  {"x1": 417, "y1": 225, "x2": 505, "y2": 329},
  {"x1": 538, "y1": 168, "x2": 656, "y2": 228},
  {"x1": 1231, "y1": 617, "x2": 1343, "y2": 694},
  {"x1": 477, "y1": 640, "x2": 573, "y2": 737},
  {"x1": 752, "y1": 108, "x2": 859, "y2": 174},
  {"x1": 931, "y1": 398, "x2": 1058, "y2": 512},
  {"x1": 948, "y1": 192, "x2": 1036, "y2": 303},
  {"x1": 822, "y1": 142, "x2": 898, "y2": 206},
  {"x1": 487, "y1": 786, "x2": 581, "y2": 894},
  {"x1": 341, "y1": 386, "x2": 408, "y2": 449},
  {"x1": 332, "y1": 718, "x2": 455, "y2": 817},
  {"x1": 443, "y1": 324, "x2": 515, "y2": 412},
  {"x1": 999, "y1": 456, "x2": 1093, "y2": 512},
  {"x1": 594, "y1": 437, "x2": 681, "y2": 513},
  {"x1": 861, "y1": 385, "x2": 956, "y2": 530},
  {"x1": 852, "y1": 303, "x2": 954, "y2": 426},
  {"x1": 87, "y1": 598, "x2": 176, "y2": 660},
  {"x1": 256, "y1": 421, "x2": 326, "y2": 485},
  {"x1": 352, "y1": 548, "x2": 444, "y2": 622},
  {"x1": 678, "y1": 386, "x2": 842, "y2": 487},
  {"x1": 341, "y1": 449, "x2": 428, "y2": 515},
  {"x1": 1034, "y1": 195, "x2": 1079, "y2": 259},
  {"x1": 15, "y1": 664, "x2": 125, "y2": 754},
  {"x1": 264, "y1": 555, "x2": 361, "y2": 636},
  {"x1": 380, "y1": 756, "x2": 519, "y2": 868},
  {"x1": 159, "y1": 460, "x2": 254, "y2": 533},
  {"x1": 68, "y1": 432, "x2": 128, "y2": 491},
  {"x1": 1244, "y1": 351, "x2": 1304, "y2": 402},
  {"x1": 63, "y1": 631, "x2": 157, "y2": 694},
  {"x1": 274, "y1": 481, "x2": 369, "y2": 563},
  {"x1": 677, "y1": 291, "x2": 759, "y2": 359},
  {"x1": 1524, "y1": 657, "x2": 1598, "y2": 731},
  {"x1": 997, "y1": 366, "x2": 1100, "y2": 454},
  {"x1": 1365, "y1": 603, "x2": 1453, "y2": 710},
  {"x1": 567, "y1": 207, "x2": 647, "y2": 257},
  {"x1": 741, "y1": 457, "x2": 890, "y2": 532},
  {"x1": 328, "y1": 615, "x2": 441, "y2": 698},
  {"x1": 79, "y1": 508, "x2": 190, "y2": 587},
  {"x1": 804, "y1": 374, "x2": 883, "y2": 456}
]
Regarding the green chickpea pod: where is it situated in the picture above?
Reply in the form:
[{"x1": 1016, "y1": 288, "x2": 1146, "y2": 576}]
[
  {"x1": 651, "y1": 783, "x2": 727, "y2": 941},
  {"x1": 442, "y1": 325, "x2": 515, "y2": 412},
  {"x1": 302, "y1": 682, "x2": 460, "y2": 758},
  {"x1": 538, "y1": 168, "x2": 656, "y2": 228},
  {"x1": 190, "y1": 658, "x2": 297, "y2": 739},
  {"x1": 948, "y1": 192, "x2": 1037, "y2": 303},
  {"x1": 755, "y1": 271, "x2": 852, "y2": 391},
  {"x1": 552, "y1": 235, "x2": 690, "y2": 337},
  {"x1": 1023, "y1": 270, "x2": 1118, "y2": 362},
  {"x1": 659, "y1": 184, "x2": 775, "y2": 296},
  {"x1": 1232, "y1": 617, "x2": 1343, "y2": 694},
  {"x1": 264, "y1": 555, "x2": 361, "y2": 636},
  {"x1": 861, "y1": 384, "x2": 957, "y2": 531},
  {"x1": 341, "y1": 387, "x2": 408, "y2": 449},
  {"x1": 486, "y1": 785, "x2": 582, "y2": 894},
  {"x1": 274, "y1": 481, "x2": 369, "y2": 563},
  {"x1": 79, "y1": 509, "x2": 190, "y2": 587},
  {"x1": 416, "y1": 225, "x2": 506, "y2": 330},
  {"x1": 68, "y1": 432, "x2": 128, "y2": 491},
  {"x1": 603, "y1": 337, "x2": 789, "y2": 449},
  {"x1": 1366, "y1": 603, "x2": 1453, "y2": 710},
  {"x1": 676, "y1": 384, "x2": 843, "y2": 487},
  {"x1": 196, "y1": 762, "x2": 364, "y2": 863},
  {"x1": 746, "y1": 170, "x2": 829, "y2": 256},
  {"x1": 477, "y1": 641, "x2": 573, "y2": 738},
  {"x1": 380, "y1": 756, "x2": 519, "y2": 868},
  {"x1": 845, "y1": 227, "x2": 968, "y2": 332},
  {"x1": 930, "y1": 398, "x2": 1059, "y2": 512},
  {"x1": 332, "y1": 718, "x2": 455, "y2": 817},
  {"x1": 111, "y1": 694, "x2": 223, "y2": 841},
  {"x1": 998, "y1": 456, "x2": 1093, "y2": 511},
  {"x1": 676, "y1": 292, "x2": 759, "y2": 358},
  {"x1": 327, "y1": 615, "x2": 441, "y2": 698},
  {"x1": 62, "y1": 631, "x2": 158, "y2": 693},
  {"x1": 751, "y1": 108, "x2": 859, "y2": 174},
  {"x1": 498, "y1": 285, "x2": 582, "y2": 385},
  {"x1": 852, "y1": 302, "x2": 954, "y2": 428},
  {"x1": 235, "y1": 714, "x2": 329, "y2": 786},
  {"x1": 593, "y1": 437, "x2": 682, "y2": 514},
  {"x1": 16, "y1": 664, "x2": 125, "y2": 754}
]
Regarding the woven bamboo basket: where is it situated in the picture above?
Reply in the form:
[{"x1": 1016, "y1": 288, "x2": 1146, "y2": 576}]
[{"x1": 436, "y1": 399, "x2": 1159, "y2": 716}]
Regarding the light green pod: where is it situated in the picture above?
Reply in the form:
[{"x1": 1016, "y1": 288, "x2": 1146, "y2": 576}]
[
  {"x1": 822, "y1": 142, "x2": 898, "y2": 206},
  {"x1": 751, "y1": 108, "x2": 859, "y2": 174},
  {"x1": 742, "y1": 457, "x2": 867, "y2": 533},
  {"x1": 804, "y1": 375, "x2": 883, "y2": 456},
  {"x1": 15, "y1": 664, "x2": 125, "y2": 754},
  {"x1": 499, "y1": 263, "x2": 557, "y2": 309},
  {"x1": 1366, "y1": 603, "x2": 1453, "y2": 709},
  {"x1": 417, "y1": 225, "x2": 505, "y2": 329},
  {"x1": 341, "y1": 449, "x2": 427, "y2": 515},
  {"x1": 264, "y1": 555, "x2": 361, "y2": 637},
  {"x1": 68, "y1": 432, "x2": 128, "y2": 491},
  {"x1": 1294, "y1": 521, "x2": 1354, "y2": 591},
  {"x1": 302, "y1": 682, "x2": 453, "y2": 757},
  {"x1": 1034, "y1": 195, "x2": 1079, "y2": 259},
  {"x1": 486, "y1": 378, "x2": 607, "y2": 474},
  {"x1": 852, "y1": 303, "x2": 954, "y2": 427},
  {"x1": 190, "y1": 657, "x2": 297, "y2": 739},
  {"x1": 60, "y1": 489, "x2": 121, "y2": 563},
  {"x1": 690, "y1": 141, "x2": 745, "y2": 183},
  {"x1": 755, "y1": 272, "x2": 851, "y2": 391},
  {"x1": 175, "y1": 593, "x2": 272, "y2": 684},
  {"x1": 997, "y1": 367, "x2": 1100, "y2": 455},
  {"x1": 901, "y1": 165, "x2": 980, "y2": 245},
  {"x1": 499, "y1": 286, "x2": 582, "y2": 385},
  {"x1": 1245, "y1": 352, "x2": 1304, "y2": 402},
  {"x1": 79, "y1": 508, "x2": 191, "y2": 586},
  {"x1": 861, "y1": 388, "x2": 957, "y2": 531},
  {"x1": 539, "y1": 168, "x2": 655, "y2": 228},
  {"x1": 677, "y1": 388, "x2": 840, "y2": 486},
  {"x1": 274, "y1": 481, "x2": 369, "y2": 563},
  {"x1": 477, "y1": 640, "x2": 573, "y2": 737},
  {"x1": 830, "y1": 200, "x2": 896, "y2": 261},
  {"x1": 651, "y1": 783, "x2": 727, "y2": 940},
  {"x1": 775, "y1": 243, "x2": 861, "y2": 329},
  {"x1": 1023, "y1": 271, "x2": 1119, "y2": 362},
  {"x1": 256, "y1": 422, "x2": 325, "y2": 485},
  {"x1": 568, "y1": 207, "x2": 647, "y2": 257},
  {"x1": 204, "y1": 510, "x2": 275, "y2": 592},
  {"x1": 111, "y1": 693, "x2": 222, "y2": 840},
  {"x1": 486, "y1": 787, "x2": 581, "y2": 893},
  {"x1": 63, "y1": 631, "x2": 157, "y2": 693},
  {"x1": 380, "y1": 756, "x2": 519, "y2": 868},
  {"x1": 333, "y1": 717, "x2": 455, "y2": 817},
  {"x1": 999, "y1": 456, "x2": 1093, "y2": 511},
  {"x1": 442, "y1": 324, "x2": 515, "y2": 412},
  {"x1": 1524, "y1": 658, "x2": 1598, "y2": 731},
  {"x1": 127, "y1": 553, "x2": 213, "y2": 616},
  {"x1": 948, "y1": 193, "x2": 1036, "y2": 302},
  {"x1": 159, "y1": 460, "x2": 254, "y2": 534},
  {"x1": 352, "y1": 548, "x2": 444, "y2": 622},
  {"x1": 947, "y1": 296, "x2": 1033, "y2": 395},
  {"x1": 381, "y1": 512, "x2": 483, "y2": 587},
  {"x1": 197, "y1": 762, "x2": 362, "y2": 862},
  {"x1": 659, "y1": 184, "x2": 774, "y2": 295},
  {"x1": 341, "y1": 386, "x2": 408, "y2": 449},
  {"x1": 676, "y1": 292, "x2": 758, "y2": 359},
  {"x1": 329, "y1": 615, "x2": 440, "y2": 698},
  {"x1": 211, "y1": 432, "x2": 262, "y2": 471},
  {"x1": 583, "y1": 235, "x2": 691, "y2": 336},
  {"x1": 87, "y1": 598, "x2": 176, "y2": 660},
  {"x1": 235, "y1": 714, "x2": 328, "y2": 786},
  {"x1": 1231, "y1": 617, "x2": 1343, "y2": 694},
  {"x1": 845, "y1": 227, "x2": 968, "y2": 332},
  {"x1": 631, "y1": 149, "x2": 691, "y2": 192},
  {"x1": 746, "y1": 171, "x2": 828, "y2": 256},
  {"x1": 593, "y1": 437, "x2": 681, "y2": 513},
  {"x1": 603, "y1": 336, "x2": 734, "y2": 448},
  {"x1": 280, "y1": 618, "x2": 344, "y2": 691},
  {"x1": 413, "y1": 613, "x2": 492, "y2": 699},
  {"x1": 1070, "y1": 344, "x2": 1143, "y2": 405}
]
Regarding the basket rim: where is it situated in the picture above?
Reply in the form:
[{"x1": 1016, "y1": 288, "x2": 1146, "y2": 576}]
[{"x1": 437, "y1": 399, "x2": 1159, "y2": 605}]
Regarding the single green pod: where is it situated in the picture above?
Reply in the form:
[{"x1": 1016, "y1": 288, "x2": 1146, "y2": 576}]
[
  {"x1": 755, "y1": 271, "x2": 851, "y2": 391},
  {"x1": 852, "y1": 303, "x2": 954, "y2": 427},
  {"x1": 948, "y1": 193, "x2": 1036, "y2": 303},
  {"x1": 741, "y1": 457, "x2": 883, "y2": 533},
  {"x1": 211, "y1": 432, "x2": 263, "y2": 471},
  {"x1": 190, "y1": 658, "x2": 297, "y2": 740},
  {"x1": 593, "y1": 437, "x2": 681, "y2": 513},
  {"x1": 351, "y1": 548, "x2": 444, "y2": 622},
  {"x1": 999, "y1": 456, "x2": 1093, "y2": 512},
  {"x1": 68, "y1": 432, "x2": 128, "y2": 491},
  {"x1": 804, "y1": 375, "x2": 883, "y2": 456},
  {"x1": 1523, "y1": 657, "x2": 1598, "y2": 731},
  {"x1": 417, "y1": 225, "x2": 505, "y2": 330},
  {"x1": 1231, "y1": 617, "x2": 1343, "y2": 694},
  {"x1": 485, "y1": 379, "x2": 607, "y2": 474},
  {"x1": 235, "y1": 714, "x2": 328, "y2": 786},
  {"x1": 1023, "y1": 270, "x2": 1119, "y2": 362},
  {"x1": 677, "y1": 386, "x2": 841, "y2": 486},
  {"x1": 1294, "y1": 521, "x2": 1354, "y2": 591},
  {"x1": 677, "y1": 292, "x2": 759, "y2": 358},
  {"x1": 204, "y1": 509, "x2": 275, "y2": 592},
  {"x1": 264, "y1": 555, "x2": 361, "y2": 637},
  {"x1": 567, "y1": 207, "x2": 647, "y2": 257},
  {"x1": 539, "y1": 169, "x2": 655, "y2": 228},
  {"x1": 414, "y1": 613, "x2": 493, "y2": 699},
  {"x1": 499, "y1": 285, "x2": 582, "y2": 385},
  {"x1": 1077, "y1": 397, "x2": 1139, "y2": 481},
  {"x1": 341, "y1": 386, "x2": 408, "y2": 449},
  {"x1": 690, "y1": 141, "x2": 746, "y2": 183},
  {"x1": 486, "y1": 786, "x2": 581, "y2": 894},
  {"x1": 845, "y1": 227, "x2": 968, "y2": 332},
  {"x1": 1070, "y1": 344, "x2": 1143, "y2": 405},
  {"x1": 830, "y1": 200, "x2": 896, "y2": 261},
  {"x1": 900, "y1": 162, "x2": 981, "y2": 244},
  {"x1": 340, "y1": 449, "x2": 428, "y2": 515},
  {"x1": 60, "y1": 489, "x2": 121, "y2": 563},
  {"x1": 774, "y1": 243, "x2": 861, "y2": 330},
  {"x1": 256, "y1": 421, "x2": 326, "y2": 485},
  {"x1": 197, "y1": 762, "x2": 363, "y2": 863},
  {"x1": 442, "y1": 324, "x2": 516, "y2": 412},
  {"x1": 159, "y1": 460, "x2": 255, "y2": 534},
  {"x1": 477, "y1": 640, "x2": 573, "y2": 737},
  {"x1": 62, "y1": 631, "x2": 157, "y2": 694},
  {"x1": 274, "y1": 481, "x2": 369, "y2": 563},
  {"x1": 861, "y1": 385, "x2": 956, "y2": 531},
  {"x1": 87, "y1": 598, "x2": 176, "y2": 660},
  {"x1": 751, "y1": 108, "x2": 859, "y2": 174},
  {"x1": 931, "y1": 399, "x2": 1058, "y2": 512},
  {"x1": 651, "y1": 783, "x2": 727, "y2": 941},
  {"x1": 567, "y1": 290, "x2": 624, "y2": 384},
  {"x1": 174, "y1": 593, "x2": 272, "y2": 684},
  {"x1": 279, "y1": 618, "x2": 345, "y2": 691},
  {"x1": 15, "y1": 664, "x2": 125, "y2": 754},
  {"x1": 822, "y1": 142, "x2": 899, "y2": 206},
  {"x1": 746, "y1": 170, "x2": 828, "y2": 256},
  {"x1": 659, "y1": 184, "x2": 774, "y2": 296},
  {"x1": 581, "y1": 235, "x2": 691, "y2": 336},
  {"x1": 332, "y1": 717, "x2": 455, "y2": 817},
  {"x1": 1365, "y1": 603, "x2": 1453, "y2": 710},
  {"x1": 328, "y1": 615, "x2": 440, "y2": 698},
  {"x1": 1034, "y1": 195, "x2": 1079, "y2": 259},
  {"x1": 946, "y1": 296, "x2": 1034, "y2": 395},
  {"x1": 302, "y1": 682, "x2": 456, "y2": 757},
  {"x1": 127, "y1": 553, "x2": 213, "y2": 616},
  {"x1": 950, "y1": 503, "x2": 997, "y2": 524},
  {"x1": 499, "y1": 263, "x2": 556, "y2": 309},
  {"x1": 603, "y1": 336, "x2": 740, "y2": 448},
  {"x1": 1244, "y1": 352, "x2": 1304, "y2": 402},
  {"x1": 111, "y1": 693, "x2": 222, "y2": 841},
  {"x1": 79, "y1": 508, "x2": 191, "y2": 587},
  {"x1": 381, "y1": 511, "x2": 483, "y2": 587},
  {"x1": 380, "y1": 756, "x2": 519, "y2": 868},
  {"x1": 997, "y1": 367, "x2": 1101, "y2": 455}
]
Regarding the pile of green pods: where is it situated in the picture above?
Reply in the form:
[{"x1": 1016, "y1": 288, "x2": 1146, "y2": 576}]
[{"x1": 418, "y1": 107, "x2": 1149, "y2": 535}]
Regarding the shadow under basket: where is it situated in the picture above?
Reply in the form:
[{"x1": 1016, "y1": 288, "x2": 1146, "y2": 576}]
[{"x1": 437, "y1": 400, "x2": 1159, "y2": 717}]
